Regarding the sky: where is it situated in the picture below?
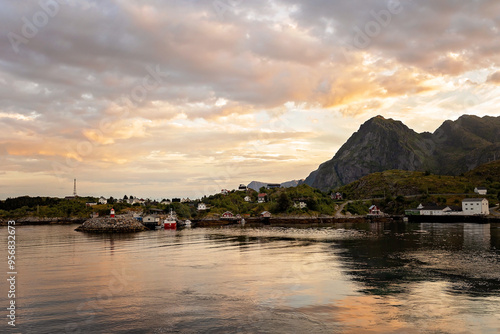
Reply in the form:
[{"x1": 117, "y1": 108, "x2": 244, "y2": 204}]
[{"x1": 1, "y1": 0, "x2": 500, "y2": 200}]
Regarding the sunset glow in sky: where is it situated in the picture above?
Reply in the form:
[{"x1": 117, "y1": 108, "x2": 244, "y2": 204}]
[{"x1": 1, "y1": 0, "x2": 500, "y2": 199}]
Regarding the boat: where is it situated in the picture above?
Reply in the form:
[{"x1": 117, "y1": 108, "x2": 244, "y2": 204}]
[{"x1": 164, "y1": 209, "x2": 177, "y2": 230}]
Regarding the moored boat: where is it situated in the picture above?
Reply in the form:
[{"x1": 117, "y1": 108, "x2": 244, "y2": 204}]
[{"x1": 164, "y1": 209, "x2": 177, "y2": 229}]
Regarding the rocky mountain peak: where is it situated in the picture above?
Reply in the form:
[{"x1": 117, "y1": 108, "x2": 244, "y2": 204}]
[{"x1": 303, "y1": 115, "x2": 500, "y2": 191}]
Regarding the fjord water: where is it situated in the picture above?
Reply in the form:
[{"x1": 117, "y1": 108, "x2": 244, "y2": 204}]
[{"x1": 2, "y1": 223, "x2": 500, "y2": 333}]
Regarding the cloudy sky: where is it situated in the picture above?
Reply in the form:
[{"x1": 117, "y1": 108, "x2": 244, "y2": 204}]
[{"x1": 1, "y1": 0, "x2": 500, "y2": 200}]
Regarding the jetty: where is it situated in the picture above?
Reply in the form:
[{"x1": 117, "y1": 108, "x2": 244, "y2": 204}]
[{"x1": 75, "y1": 217, "x2": 147, "y2": 233}]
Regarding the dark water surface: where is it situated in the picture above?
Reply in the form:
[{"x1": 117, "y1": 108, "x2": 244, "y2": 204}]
[{"x1": 2, "y1": 222, "x2": 500, "y2": 333}]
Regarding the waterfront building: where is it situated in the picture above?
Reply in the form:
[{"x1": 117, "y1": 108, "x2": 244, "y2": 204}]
[
  {"x1": 368, "y1": 205, "x2": 382, "y2": 216},
  {"x1": 261, "y1": 211, "x2": 272, "y2": 218},
  {"x1": 462, "y1": 198, "x2": 489, "y2": 215},
  {"x1": 221, "y1": 211, "x2": 234, "y2": 219}
]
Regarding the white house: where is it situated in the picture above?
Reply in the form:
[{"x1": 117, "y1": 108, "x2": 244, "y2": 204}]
[
  {"x1": 128, "y1": 198, "x2": 140, "y2": 205},
  {"x1": 143, "y1": 215, "x2": 160, "y2": 223},
  {"x1": 420, "y1": 205, "x2": 451, "y2": 216},
  {"x1": 294, "y1": 201, "x2": 307, "y2": 209},
  {"x1": 474, "y1": 187, "x2": 487, "y2": 195},
  {"x1": 258, "y1": 193, "x2": 267, "y2": 203},
  {"x1": 221, "y1": 189, "x2": 229, "y2": 195},
  {"x1": 462, "y1": 198, "x2": 489, "y2": 215},
  {"x1": 197, "y1": 203, "x2": 207, "y2": 211},
  {"x1": 244, "y1": 196, "x2": 251, "y2": 202},
  {"x1": 99, "y1": 196, "x2": 107, "y2": 205},
  {"x1": 238, "y1": 184, "x2": 247, "y2": 191}
]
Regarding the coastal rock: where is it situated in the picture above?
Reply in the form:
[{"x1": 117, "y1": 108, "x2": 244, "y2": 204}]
[{"x1": 75, "y1": 217, "x2": 147, "y2": 233}]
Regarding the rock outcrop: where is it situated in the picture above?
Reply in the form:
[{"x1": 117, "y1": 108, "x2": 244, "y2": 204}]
[
  {"x1": 75, "y1": 217, "x2": 147, "y2": 233},
  {"x1": 304, "y1": 115, "x2": 500, "y2": 191}
]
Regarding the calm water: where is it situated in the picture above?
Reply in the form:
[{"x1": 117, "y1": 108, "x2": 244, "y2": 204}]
[{"x1": 2, "y1": 222, "x2": 500, "y2": 333}]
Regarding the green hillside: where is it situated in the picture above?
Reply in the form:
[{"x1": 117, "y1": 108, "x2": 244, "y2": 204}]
[
  {"x1": 200, "y1": 184, "x2": 338, "y2": 217},
  {"x1": 338, "y1": 160, "x2": 500, "y2": 200}
]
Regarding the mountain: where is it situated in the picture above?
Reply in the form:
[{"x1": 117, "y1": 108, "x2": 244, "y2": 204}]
[
  {"x1": 247, "y1": 181, "x2": 268, "y2": 192},
  {"x1": 280, "y1": 179, "x2": 303, "y2": 188},
  {"x1": 247, "y1": 180, "x2": 304, "y2": 192},
  {"x1": 304, "y1": 115, "x2": 500, "y2": 192}
]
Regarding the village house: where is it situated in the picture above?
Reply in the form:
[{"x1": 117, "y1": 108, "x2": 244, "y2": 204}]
[
  {"x1": 405, "y1": 203, "x2": 458, "y2": 216},
  {"x1": 267, "y1": 183, "x2": 281, "y2": 189},
  {"x1": 420, "y1": 204, "x2": 452, "y2": 216},
  {"x1": 462, "y1": 198, "x2": 489, "y2": 215},
  {"x1": 238, "y1": 184, "x2": 247, "y2": 191},
  {"x1": 258, "y1": 193, "x2": 267, "y2": 203},
  {"x1": 160, "y1": 199, "x2": 171, "y2": 205},
  {"x1": 244, "y1": 195, "x2": 251, "y2": 202},
  {"x1": 474, "y1": 187, "x2": 487, "y2": 195},
  {"x1": 331, "y1": 192, "x2": 343, "y2": 200},
  {"x1": 197, "y1": 203, "x2": 208, "y2": 211},
  {"x1": 143, "y1": 215, "x2": 160, "y2": 223},
  {"x1": 261, "y1": 211, "x2": 272, "y2": 218},
  {"x1": 221, "y1": 189, "x2": 229, "y2": 196},
  {"x1": 221, "y1": 211, "x2": 234, "y2": 219},
  {"x1": 99, "y1": 196, "x2": 107, "y2": 205},
  {"x1": 86, "y1": 202, "x2": 97, "y2": 207},
  {"x1": 127, "y1": 198, "x2": 140, "y2": 205},
  {"x1": 367, "y1": 205, "x2": 383, "y2": 216},
  {"x1": 293, "y1": 201, "x2": 307, "y2": 209}
]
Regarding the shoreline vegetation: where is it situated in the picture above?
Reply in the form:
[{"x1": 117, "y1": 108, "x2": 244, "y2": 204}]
[{"x1": 1, "y1": 161, "x2": 499, "y2": 228}]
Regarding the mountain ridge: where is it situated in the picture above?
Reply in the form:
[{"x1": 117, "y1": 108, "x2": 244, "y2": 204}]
[
  {"x1": 303, "y1": 115, "x2": 500, "y2": 191},
  {"x1": 247, "y1": 180, "x2": 303, "y2": 192}
]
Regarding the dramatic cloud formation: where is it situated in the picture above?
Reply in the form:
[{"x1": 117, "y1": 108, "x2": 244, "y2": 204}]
[{"x1": 1, "y1": 0, "x2": 499, "y2": 199}]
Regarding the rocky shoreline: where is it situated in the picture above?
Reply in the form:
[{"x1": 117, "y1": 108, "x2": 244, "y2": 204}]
[{"x1": 75, "y1": 217, "x2": 147, "y2": 233}]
